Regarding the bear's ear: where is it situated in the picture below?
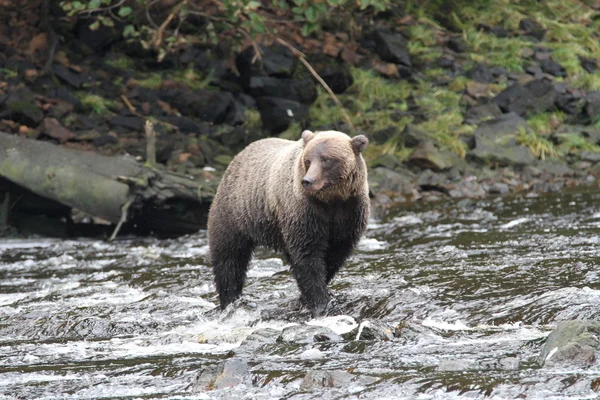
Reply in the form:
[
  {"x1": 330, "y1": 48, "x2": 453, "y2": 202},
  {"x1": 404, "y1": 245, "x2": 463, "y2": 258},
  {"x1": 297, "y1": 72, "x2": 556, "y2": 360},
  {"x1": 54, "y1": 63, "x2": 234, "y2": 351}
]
[
  {"x1": 302, "y1": 130, "x2": 315, "y2": 145},
  {"x1": 351, "y1": 135, "x2": 369, "y2": 154}
]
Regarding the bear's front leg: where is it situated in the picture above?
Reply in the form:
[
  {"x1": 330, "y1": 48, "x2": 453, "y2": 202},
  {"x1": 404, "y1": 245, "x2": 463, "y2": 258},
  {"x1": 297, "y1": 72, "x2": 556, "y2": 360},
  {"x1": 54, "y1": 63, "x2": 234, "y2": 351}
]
[{"x1": 287, "y1": 248, "x2": 330, "y2": 317}]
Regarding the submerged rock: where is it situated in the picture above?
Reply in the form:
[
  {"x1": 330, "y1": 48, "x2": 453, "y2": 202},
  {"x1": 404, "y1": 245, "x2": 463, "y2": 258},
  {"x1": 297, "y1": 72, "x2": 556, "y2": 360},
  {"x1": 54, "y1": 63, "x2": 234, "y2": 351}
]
[
  {"x1": 191, "y1": 358, "x2": 251, "y2": 391},
  {"x1": 278, "y1": 324, "x2": 342, "y2": 344},
  {"x1": 300, "y1": 370, "x2": 354, "y2": 389},
  {"x1": 343, "y1": 319, "x2": 394, "y2": 341},
  {"x1": 538, "y1": 320, "x2": 600, "y2": 367}
]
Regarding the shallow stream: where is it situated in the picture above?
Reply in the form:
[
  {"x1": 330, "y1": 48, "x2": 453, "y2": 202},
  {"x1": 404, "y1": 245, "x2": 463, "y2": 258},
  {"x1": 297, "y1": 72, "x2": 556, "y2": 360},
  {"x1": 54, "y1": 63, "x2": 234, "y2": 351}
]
[{"x1": 2, "y1": 190, "x2": 600, "y2": 399}]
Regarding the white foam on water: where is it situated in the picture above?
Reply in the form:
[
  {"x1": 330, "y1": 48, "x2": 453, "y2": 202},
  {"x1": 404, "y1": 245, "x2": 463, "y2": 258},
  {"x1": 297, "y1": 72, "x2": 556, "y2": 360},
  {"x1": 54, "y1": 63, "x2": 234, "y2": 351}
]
[
  {"x1": 247, "y1": 258, "x2": 286, "y2": 278},
  {"x1": 393, "y1": 215, "x2": 424, "y2": 225},
  {"x1": 358, "y1": 237, "x2": 388, "y2": 251},
  {"x1": 500, "y1": 217, "x2": 530, "y2": 229},
  {"x1": 307, "y1": 315, "x2": 358, "y2": 335}
]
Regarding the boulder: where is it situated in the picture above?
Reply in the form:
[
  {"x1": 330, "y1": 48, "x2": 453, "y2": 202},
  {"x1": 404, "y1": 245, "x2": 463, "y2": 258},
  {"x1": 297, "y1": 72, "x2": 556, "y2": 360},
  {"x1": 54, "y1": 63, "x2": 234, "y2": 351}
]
[
  {"x1": 315, "y1": 62, "x2": 353, "y2": 94},
  {"x1": 159, "y1": 88, "x2": 235, "y2": 124},
  {"x1": 579, "y1": 56, "x2": 598, "y2": 73},
  {"x1": 236, "y1": 44, "x2": 296, "y2": 87},
  {"x1": 41, "y1": 118, "x2": 76, "y2": 143},
  {"x1": 0, "y1": 88, "x2": 44, "y2": 126},
  {"x1": 519, "y1": 18, "x2": 545, "y2": 40},
  {"x1": 52, "y1": 64, "x2": 87, "y2": 88},
  {"x1": 540, "y1": 59, "x2": 566, "y2": 77},
  {"x1": 373, "y1": 30, "x2": 411, "y2": 66},
  {"x1": 465, "y1": 103, "x2": 503, "y2": 124},
  {"x1": 371, "y1": 126, "x2": 399, "y2": 144},
  {"x1": 256, "y1": 96, "x2": 309, "y2": 133},
  {"x1": 110, "y1": 115, "x2": 145, "y2": 131},
  {"x1": 584, "y1": 92, "x2": 600, "y2": 123},
  {"x1": 468, "y1": 112, "x2": 535, "y2": 166},
  {"x1": 247, "y1": 76, "x2": 317, "y2": 104},
  {"x1": 368, "y1": 167, "x2": 416, "y2": 195},
  {"x1": 538, "y1": 320, "x2": 600, "y2": 367},
  {"x1": 467, "y1": 63, "x2": 495, "y2": 83},
  {"x1": 343, "y1": 319, "x2": 394, "y2": 341},
  {"x1": 406, "y1": 141, "x2": 455, "y2": 171},
  {"x1": 493, "y1": 79, "x2": 558, "y2": 117},
  {"x1": 401, "y1": 124, "x2": 427, "y2": 147}
]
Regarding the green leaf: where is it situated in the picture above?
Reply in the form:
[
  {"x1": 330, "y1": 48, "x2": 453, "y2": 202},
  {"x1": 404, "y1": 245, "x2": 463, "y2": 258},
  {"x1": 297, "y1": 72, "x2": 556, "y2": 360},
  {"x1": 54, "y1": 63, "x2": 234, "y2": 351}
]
[
  {"x1": 72, "y1": 1, "x2": 85, "y2": 11},
  {"x1": 123, "y1": 24, "x2": 136, "y2": 37},
  {"x1": 293, "y1": 0, "x2": 306, "y2": 6},
  {"x1": 89, "y1": 20, "x2": 101, "y2": 31},
  {"x1": 305, "y1": 6, "x2": 317, "y2": 23},
  {"x1": 118, "y1": 6, "x2": 132, "y2": 17},
  {"x1": 101, "y1": 17, "x2": 114, "y2": 27},
  {"x1": 61, "y1": 2, "x2": 73, "y2": 11},
  {"x1": 88, "y1": 0, "x2": 101, "y2": 9},
  {"x1": 101, "y1": 0, "x2": 111, "y2": 4}
]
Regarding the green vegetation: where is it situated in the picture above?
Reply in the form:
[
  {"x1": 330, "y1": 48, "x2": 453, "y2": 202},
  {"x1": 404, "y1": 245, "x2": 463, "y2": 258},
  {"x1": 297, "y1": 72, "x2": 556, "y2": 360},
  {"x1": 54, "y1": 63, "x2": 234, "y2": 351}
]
[
  {"x1": 517, "y1": 127, "x2": 557, "y2": 160},
  {"x1": 105, "y1": 55, "x2": 135, "y2": 70},
  {"x1": 527, "y1": 112, "x2": 565, "y2": 136},
  {"x1": 80, "y1": 94, "x2": 116, "y2": 115},
  {"x1": 555, "y1": 133, "x2": 600, "y2": 155},
  {"x1": 0, "y1": 68, "x2": 17, "y2": 79}
]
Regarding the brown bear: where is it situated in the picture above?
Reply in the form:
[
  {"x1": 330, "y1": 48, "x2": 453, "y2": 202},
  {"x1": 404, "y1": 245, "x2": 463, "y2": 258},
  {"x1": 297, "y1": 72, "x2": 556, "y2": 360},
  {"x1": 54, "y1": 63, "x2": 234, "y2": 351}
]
[{"x1": 207, "y1": 130, "x2": 370, "y2": 317}]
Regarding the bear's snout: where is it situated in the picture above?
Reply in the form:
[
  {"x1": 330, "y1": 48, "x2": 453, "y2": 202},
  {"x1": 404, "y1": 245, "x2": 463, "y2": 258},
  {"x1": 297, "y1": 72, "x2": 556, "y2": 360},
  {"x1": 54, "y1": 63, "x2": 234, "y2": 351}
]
[{"x1": 302, "y1": 177, "x2": 314, "y2": 188}]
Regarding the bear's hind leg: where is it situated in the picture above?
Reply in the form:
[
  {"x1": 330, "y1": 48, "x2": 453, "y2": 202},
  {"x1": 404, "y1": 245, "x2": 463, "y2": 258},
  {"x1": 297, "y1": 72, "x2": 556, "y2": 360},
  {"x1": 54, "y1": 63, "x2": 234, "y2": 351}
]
[{"x1": 209, "y1": 231, "x2": 253, "y2": 310}]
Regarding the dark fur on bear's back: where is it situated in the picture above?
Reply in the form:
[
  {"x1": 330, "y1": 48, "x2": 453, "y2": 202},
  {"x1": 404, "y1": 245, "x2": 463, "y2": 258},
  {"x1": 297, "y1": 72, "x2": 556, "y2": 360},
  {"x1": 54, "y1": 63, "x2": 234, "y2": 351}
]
[{"x1": 207, "y1": 130, "x2": 370, "y2": 317}]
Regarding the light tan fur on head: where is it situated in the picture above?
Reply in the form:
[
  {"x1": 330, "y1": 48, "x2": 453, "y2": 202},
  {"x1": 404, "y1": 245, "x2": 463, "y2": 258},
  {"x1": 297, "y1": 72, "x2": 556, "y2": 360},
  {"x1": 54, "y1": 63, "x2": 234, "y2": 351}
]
[{"x1": 298, "y1": 130, "x2": 368, "y2": 202}]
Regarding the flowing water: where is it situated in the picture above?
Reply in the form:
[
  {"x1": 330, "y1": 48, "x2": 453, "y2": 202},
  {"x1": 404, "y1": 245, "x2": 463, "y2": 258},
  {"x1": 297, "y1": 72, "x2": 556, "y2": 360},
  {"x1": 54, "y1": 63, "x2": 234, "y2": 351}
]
[{"x1": 2, "y1": 190, "x2": 600, "y2": 399}]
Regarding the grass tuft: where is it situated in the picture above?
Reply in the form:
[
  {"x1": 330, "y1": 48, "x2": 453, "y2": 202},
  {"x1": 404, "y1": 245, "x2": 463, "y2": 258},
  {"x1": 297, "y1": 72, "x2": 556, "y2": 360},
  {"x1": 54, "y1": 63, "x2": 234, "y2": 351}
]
[{"x1": 80, "y1": 94, "x2": 116, "y2": 115}]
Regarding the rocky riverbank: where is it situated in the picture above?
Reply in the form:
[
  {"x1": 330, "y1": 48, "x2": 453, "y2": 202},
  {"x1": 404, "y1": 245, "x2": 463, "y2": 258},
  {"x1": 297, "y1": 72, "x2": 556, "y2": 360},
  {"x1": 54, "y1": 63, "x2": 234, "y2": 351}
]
[{"x1": 1, "y1": 0, "x2": 600, "y2": 234}]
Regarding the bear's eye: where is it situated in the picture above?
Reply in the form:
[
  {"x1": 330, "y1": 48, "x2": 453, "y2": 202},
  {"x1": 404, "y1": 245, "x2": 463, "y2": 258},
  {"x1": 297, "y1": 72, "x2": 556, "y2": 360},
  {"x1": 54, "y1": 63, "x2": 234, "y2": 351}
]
[
  {"x1": 321, "y1": 157, "x2": 330, "y2": 164},
  {"x1": 305, "y1": 160, "x2": 311, "y2": 169}
]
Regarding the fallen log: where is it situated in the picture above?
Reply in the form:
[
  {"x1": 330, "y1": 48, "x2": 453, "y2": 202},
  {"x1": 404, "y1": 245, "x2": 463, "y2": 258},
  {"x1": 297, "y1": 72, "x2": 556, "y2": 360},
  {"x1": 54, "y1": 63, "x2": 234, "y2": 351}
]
[{"x1": 0, "y1": 130, "x2": 217, "y2": 238}]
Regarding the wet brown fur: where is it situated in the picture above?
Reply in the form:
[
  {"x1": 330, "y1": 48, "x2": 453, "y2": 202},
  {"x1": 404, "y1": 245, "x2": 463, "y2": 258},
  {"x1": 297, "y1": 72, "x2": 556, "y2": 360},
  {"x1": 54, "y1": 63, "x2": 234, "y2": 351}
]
[{"x1": 207, "y1": 130, "x2": 370, "y2": 317}]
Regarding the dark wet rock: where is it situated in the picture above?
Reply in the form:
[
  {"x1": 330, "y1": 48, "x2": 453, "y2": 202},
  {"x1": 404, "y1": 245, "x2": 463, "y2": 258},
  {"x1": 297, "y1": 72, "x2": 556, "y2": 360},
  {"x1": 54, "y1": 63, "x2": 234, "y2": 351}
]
[
  {"x1": 343, "y1": 319, "x2": 394, "y2": 341},
  {"x1": 52, "y1": 64, "x2": 87, "y2": 88},
  {"x1": 581, "y1": 127, "x2": 600, "y2": 144},
  {"x1": 92, "y1": 135, "x2": 118, "y2": 147},
  {"x1": 373, "y1": 30, "x2": 411, "y2": 66},
  {"x1": 224, "y1": 100, "x2": 248, "y2": 127},
  {"x1": 465, "y1": 103, "x2": 503, "y2": 124},
  {"x1": 489, "y1": 182, "x2": 510, "y2": 195},
  {"x1": 162, "y1": 115, "x2": 209, "y2": 133},
  {"x1": 525, "y1": 62, "x2": 544, "y2": 78},
  {"x1": 256, "y1": 96, "x2": 309, "y2": 133},
  {"x1": 493, "y1": 79, "x2": 558, "y2": 117},
  {"x1": 160, "y1": 88, "x2": 235, "y2": 124},
  {"x1": 368, "y1": 167, "x2": 416, "y2": 195},
  {"x1": 47, "y1": 86, "x2": 84, "y2": 112},
  {"x1": 76, "y1": 19, "x2": 122, "y2": 53},
  {"x1": 278, "y1": 324, "x2": 341, "y2": 344},
  {"x1": 438, "y1": 359, "x2": 477, "y2": 371},
  {"x1": 110, "y1": 115, "x2": 144, "y2": 131},
  {"x1": 467, "y1": 63, "x2": 494, "y2": 83},
  {"x1": 437, "y1": 55, "x2": 455, "y2": 69},
  {"x1": 584, "y1": 92, "x2": 600, "y2": 123},
  {"x1": 216, "y1": 126, "x2": 252, "y2": 147},
  {"x1": 538, "y1": 320, "x2": 600, "y2": 367},
  {"x1": 247, "y1": 76, "x2": 317, "y2": 104},
  {"x1": 469, "y1": 112, "x2": 535, "y2": 166},
  {"x1": 417, "y1": 169, "x2": 448, "y2": 190},
  {"x1": 41, "y1": 118, "x2": 76, "y2": 143},
  {"x1": 407, "y1": 141, "x2": 455, "y2": 171},
  {"x1": 579, "y1": 56, "x2": 598, "y2": 73},
  {"x1": 580, "y1": 151, "x2": 600, "y2": 163},
  {"x1": 315, "y1": 62, "x2": 353, "y2": 94},
  {"x1": 477, "y1": 24, "x2": 510, "y2": 38},
  {"x1": 300, "y1": 370, "x2": 354, "y2": 389},
  {"x1": 236, "y1": 44, "x2": 296, "y2": 87},
  {"x1": 368, "y1": 154, "x2": 403, "y2": 170},
  {"x1": 447, "y1": 37, "x2": 466, "y2": 53},
  {"x1": 555, "y1": 93, "x2": 585, "y2": 115},
  {"x1": 401, "y1": 124, "x2": 427, "y2": 147},
  {"x1": 372, "y1": 126, "x2": 399, "y2": 144},
  {"x1": 519, "y1": 18, "x2": 545, "y2": 40},
  {"x1": 540, "y1": 59, "x2": 566, "y2": 77},
  {"x1": 0, "y1": 88, "x2": 43, "y2": 126},
  {"x1": 191, "y1": 358, "x2": 251, "y2": 392}
]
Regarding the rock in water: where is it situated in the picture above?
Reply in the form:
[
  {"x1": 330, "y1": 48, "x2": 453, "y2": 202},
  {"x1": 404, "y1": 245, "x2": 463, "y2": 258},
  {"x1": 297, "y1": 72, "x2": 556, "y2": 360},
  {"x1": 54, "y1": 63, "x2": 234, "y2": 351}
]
[
  {"x1": 538, "y1": 320, "x2": 600, "y2": 367},
  {"x1": 191, "y1": 358, "x2": 251, "y2": 391}
]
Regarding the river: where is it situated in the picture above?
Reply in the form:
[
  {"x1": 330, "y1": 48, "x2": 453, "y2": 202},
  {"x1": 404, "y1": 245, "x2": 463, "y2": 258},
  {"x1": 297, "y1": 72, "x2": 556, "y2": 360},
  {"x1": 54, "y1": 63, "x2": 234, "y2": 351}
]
[{"x1": 2, "y1": 190, "x2": 600, "y2": 399}]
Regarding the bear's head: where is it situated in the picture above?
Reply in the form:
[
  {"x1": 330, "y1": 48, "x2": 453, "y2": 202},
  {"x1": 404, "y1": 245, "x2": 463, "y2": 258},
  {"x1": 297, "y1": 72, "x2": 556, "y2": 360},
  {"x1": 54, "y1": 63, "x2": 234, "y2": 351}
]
[{"x1": 299, "y1": 130, "x2": 368, "y2": 200}]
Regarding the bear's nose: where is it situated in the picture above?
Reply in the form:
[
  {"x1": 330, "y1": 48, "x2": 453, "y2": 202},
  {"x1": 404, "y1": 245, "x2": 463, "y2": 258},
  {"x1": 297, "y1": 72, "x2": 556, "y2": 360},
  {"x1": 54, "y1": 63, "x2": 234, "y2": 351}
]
[{"x1": 302, "y1": 177, "x2": 313, "y2": 187}]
